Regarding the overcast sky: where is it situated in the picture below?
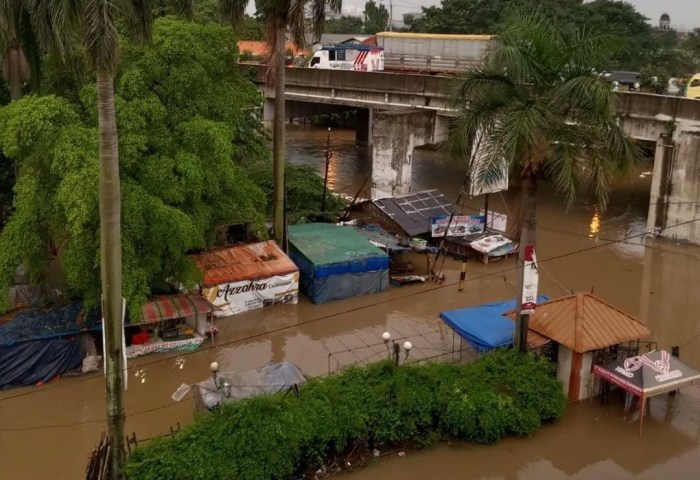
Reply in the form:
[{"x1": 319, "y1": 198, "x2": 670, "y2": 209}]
[{"x1": 325, "y1": 0, "x2": 700, "y2": 31}]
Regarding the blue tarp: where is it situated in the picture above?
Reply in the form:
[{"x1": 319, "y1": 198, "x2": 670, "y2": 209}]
[
  {"x1": 440, "y1": 296, "x2": 551, "y2": 352},
  {"x1": 0, "y1": 304, "x2": 101, "y2": 347},
  {"x1": 288, "y1": 223, "x2": 389, "y2": 304},
  {"x1": 0, "y1": 337, "x2": 83, "y2": 389}
]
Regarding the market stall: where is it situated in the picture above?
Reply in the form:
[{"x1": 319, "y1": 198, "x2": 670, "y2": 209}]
[
  {"x1": 191, "y1": 241, "x2": 299, "y2": 317},
  {"x1": 288, "y1": 223, "x2": 389, "y2": 304},
  {"x1": 125, "y1": 294, "x2": 214, "y2": 358}
]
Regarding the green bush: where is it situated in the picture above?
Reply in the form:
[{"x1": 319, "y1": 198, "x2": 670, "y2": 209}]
[{"x1": 126, "y1": 351, "x2": 566, "y2": 480}]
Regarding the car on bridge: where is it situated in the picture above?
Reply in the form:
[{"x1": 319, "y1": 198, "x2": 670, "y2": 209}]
[{"x1": 687, "y1": 74, "x2": 700, "y2": 100}]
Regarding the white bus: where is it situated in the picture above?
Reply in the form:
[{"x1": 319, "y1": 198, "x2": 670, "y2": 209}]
[{"x1": 309, "y1": 45, "x2": 384, "y2": 72}]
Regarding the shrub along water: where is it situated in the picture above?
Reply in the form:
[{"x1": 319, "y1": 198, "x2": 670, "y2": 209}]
[{"x1": 126, "y1": 351, "x2": 567, "y2": 480}]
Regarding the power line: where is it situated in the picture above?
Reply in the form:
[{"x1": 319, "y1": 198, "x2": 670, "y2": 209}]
[{"x1": 2, "y1": 214, "x2": 700, "y2": 408}]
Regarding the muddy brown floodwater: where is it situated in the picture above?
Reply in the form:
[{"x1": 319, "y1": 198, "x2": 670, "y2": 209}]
[{"x1": 1, "y1": 125, "x2": 700, "y2": 479}]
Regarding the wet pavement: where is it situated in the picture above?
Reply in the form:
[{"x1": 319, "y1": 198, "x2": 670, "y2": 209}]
[{"x1": 1, "y1": 125, "x2": 700, "y2": 479}]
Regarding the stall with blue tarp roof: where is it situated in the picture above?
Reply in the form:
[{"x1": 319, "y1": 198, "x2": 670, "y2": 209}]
[
  {"x1": 288, "y1": 223, "x2": 389, "y2": 304},
  {"x1": 0, "y1": 304, "x2": 102, "y2": 389},
  {"x1": 440, "y1": 296, "x2": 550, "y2": 352}
]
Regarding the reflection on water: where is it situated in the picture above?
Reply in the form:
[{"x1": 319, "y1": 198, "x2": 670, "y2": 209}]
[
  {"x1": 589, "y1": 207, "x2": 601, "y2": 238},
  {"x1": 1, "y1": 125, "x2": 699, "y2": 480}
]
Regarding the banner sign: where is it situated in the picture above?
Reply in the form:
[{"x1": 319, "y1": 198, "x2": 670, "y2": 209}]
[
  {"x1": 203, "y1": 273, "x2": 299, "y2": 317},
  {"x1": 431, "y1": 215, "x2": 485, "y2": 237},
  {"x1": 480, "y1": 210, "x2": 508, "y2": 233},
  {"x1": 468, "y1": 130, "x2": 509, "y2": 196},
  {"x1": 520, "y1": 245, "x2": 539, "y2": 315}
]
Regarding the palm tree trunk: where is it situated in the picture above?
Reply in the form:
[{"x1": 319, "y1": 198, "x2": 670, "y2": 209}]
[
  {"x1": 514, "y1": 173, "x2": 538, "y2": 353},
  {"x1": 272, "y1": 20, "x2": 286, "y2": 245},
  {"x1": 96, "y1": 69, "x2": 126, "y2": 478},
  {"x1": 4, "y1": 42, "x2": 24, "y2": 101}
]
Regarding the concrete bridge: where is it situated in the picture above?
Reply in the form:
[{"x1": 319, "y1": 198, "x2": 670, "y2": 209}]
[{"x1": 244, "y1": 65, "x2": 700, "y2": 244}]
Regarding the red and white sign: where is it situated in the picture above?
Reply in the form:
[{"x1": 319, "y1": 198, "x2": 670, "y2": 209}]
[{"x1": 520, "y1": 245, "x2": 538, "y2": 315}]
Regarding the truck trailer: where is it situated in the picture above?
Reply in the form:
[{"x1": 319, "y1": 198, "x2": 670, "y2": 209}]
[{"x1": 375, "y1": 32, "x2": 496, "y2": 74}]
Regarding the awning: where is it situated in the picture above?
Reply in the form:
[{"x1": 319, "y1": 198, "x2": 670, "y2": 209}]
[
  {"x1": 139, "y1": 295, "x2": 215, "y2": 325},
  {"x1": 593, "y1": 350, "x2": 700, "y2": 398},
  {"x1": 440, "y1": 296, "x2": 550, "y2": 352}
]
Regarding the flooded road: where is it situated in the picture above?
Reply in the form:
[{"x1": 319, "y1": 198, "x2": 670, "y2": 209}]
[{"x1": 2, "y1": 125, "x2": 700, "y2": 479}]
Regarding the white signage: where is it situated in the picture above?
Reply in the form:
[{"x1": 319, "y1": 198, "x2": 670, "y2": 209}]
[
  {"x1": 520, "y1": 245, "x2": 539, "y2": 315},
  {"x1": 203, "y1": 273, "x2": 300, "y2": 317},
  {"x1": 469, "y1": 130, "x2": 509, "y2": 196}
]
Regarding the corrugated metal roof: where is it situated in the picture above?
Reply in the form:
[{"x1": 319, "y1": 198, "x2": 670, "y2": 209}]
[
  {"x1": 372, "y1": 189, "x2": 459, "y2": 237},
  {"x1": 190, "y1": 241, "x2": 298, "y2": 288},
  {"x1": 139, "y1": 294, "x2": 214, "y2": 325},
  {"x1": 525, "y1": 293, "x2": 651, "y2": 353}
]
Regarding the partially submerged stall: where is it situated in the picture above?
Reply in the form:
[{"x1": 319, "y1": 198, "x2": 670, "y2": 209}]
[
  {"x1": 194, "y1": 361, "x2": 307, "y2": 411},
  {"x1": 288, "y1": 223, "x2": 389, "y2": 304},
  {"x1": 440, "y1": 296, "x2": 550, "y2": 353},
  {"x1": 191, "y1": 241, "x2": 299, "y2": 317},
  {"x1": 593, "y1": 350, "x2": 700, "y2": 433},
  {"x1": 521, "y1": 293, "x2": 651, "y2": 401},
  {"x1": 125, "y1": 294, "x2": 214, "y2": 358},
  {"x1": 0, "y1": 304, "x2": 101, "y2": 389},
  {"x1": 349, "y1": 189, "x2": 457, "y2": 238}
]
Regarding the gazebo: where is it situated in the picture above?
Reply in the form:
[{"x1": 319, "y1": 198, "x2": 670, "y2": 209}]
[{"x1": 519, "y1": 293, "x2": 651, "y2": 401}]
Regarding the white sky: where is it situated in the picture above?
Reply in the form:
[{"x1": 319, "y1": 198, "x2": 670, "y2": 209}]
[{"x1": 309, "y1": 0, "x2": 700, "y2": 30}]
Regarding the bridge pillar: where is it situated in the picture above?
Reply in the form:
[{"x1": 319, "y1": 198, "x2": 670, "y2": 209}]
[
  {"x1": 647, "y1": 130, "x2": 700, "y2": 244},
  {"x1": 371, "y1": 110, "x2": 435, "y2": 199},
  {"x1": 356, "y1": 108, "x2": 372, "y2": 146}
]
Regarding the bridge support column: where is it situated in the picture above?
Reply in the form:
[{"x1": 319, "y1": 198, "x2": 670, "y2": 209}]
[
  {"x1": 647, "y1": 130, "x2": 700, "y2": 244},
  {"x1": 371, "y1": 110, "x2": 435, "y2": 199},
  {"x1": 356, "y1": 108, "x2": 372, "y2": 146}
]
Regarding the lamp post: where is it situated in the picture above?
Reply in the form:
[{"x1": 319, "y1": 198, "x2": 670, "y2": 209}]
[
  {"x1": 210, "y1": 361, "x2": 231, "y2": 400},
  {"x1": 382, "y1": 332, "x2": 414, "y2": 366}
]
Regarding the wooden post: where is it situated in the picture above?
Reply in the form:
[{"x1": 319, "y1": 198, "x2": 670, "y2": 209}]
[
  {"x1": 639, "y1": 394, "x2": 646, "y2": 436},
  {"x1": 458, "y1": 261, "x2": 467, "y2": 291}
]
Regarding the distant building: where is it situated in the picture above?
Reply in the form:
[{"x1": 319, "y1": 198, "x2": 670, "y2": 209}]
[{"x1": 659, "y1": 13, "x2": 671, "y2": 31}]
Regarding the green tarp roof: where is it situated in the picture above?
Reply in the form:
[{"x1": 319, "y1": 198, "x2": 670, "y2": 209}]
[{"x1": 288, "y1": 223, "x2": 388, "y2": 266}]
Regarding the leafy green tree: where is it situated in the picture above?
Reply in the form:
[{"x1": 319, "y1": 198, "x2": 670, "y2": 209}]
[
  {"x1": 220, "y1": 0, "x2": 342, "y2": 245},
  {"x1": 0, "y1": 18, "x2": 268, "y2": 474},
  {"x1": 325, "y1": 15, "x2": 364, "y2": 34},
  {"x1": 0, "y1": 18, "x2": 268, "y2": 312},
  {"x1": 363, "y1": 0, "x2": 389, "y2": 34},
  {"x1": 451, "y1": 10, "x2": 639, "y2": 351},
  {"x1": 682, "y1": 28, "x2": 700, "y2": 58}
]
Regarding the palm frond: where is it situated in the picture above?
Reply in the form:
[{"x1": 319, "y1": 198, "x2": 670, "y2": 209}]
[
  {"x1": 170, "y1": 0, "x2": 195, "y2": 17},
  {"x1": 450, "y1": 65, "x2": 517, "y2": 107},
  {"x1": 121, "y1": 0, "x2": 152, "y2": 43},
  {"x1": 287, "y1": 0, "x2": 306, "y2": 48},
  {"x1": 0, "y1": 0, "x2": 19, "y2": 40},
  {"x1": 84, "y1": 0, "x2": 121, "y2": 73},
  {"x1": 550, "y1": 74, "x2": 614, "y2": 118},
  {"x1": 219, "y1": 0, "x2": 249, "y2": 26}
]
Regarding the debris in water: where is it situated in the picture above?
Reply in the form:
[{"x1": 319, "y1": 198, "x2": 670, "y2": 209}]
[
  {"x1": 171, "y1": 383, "x2": 191, "y2": 402},
  {"x1": 373, "y1": 449, "x2": 380, "y2": 457},
  {"x1": 398, "y1": 451, "x2": 406, "y2": 457}
]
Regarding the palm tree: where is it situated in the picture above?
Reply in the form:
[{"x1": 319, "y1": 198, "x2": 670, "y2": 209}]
[
  {"x1": 451, "y1": 10, "x2": 640, "y2": 352},
  {"x1": 29, "y1": 1, "x2": 193, "y2": 477},
  {"x1": 220, "y1": 0, "x2": 341, "y2": 245},
  {"x1": 0, "y1": 1, "x2": 42, "y2": 101}
]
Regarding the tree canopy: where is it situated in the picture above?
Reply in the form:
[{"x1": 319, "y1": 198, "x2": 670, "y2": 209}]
[
  {"x1": 363, "y1": 0, "x2": 390, "y2": 34},
  {"x1": 0, "y1": 18, "x2": 269, "y2": 312},
  {"x1": 402, "y1": 0, "x2": 696, "y2": 75},
  {"x1": 324, "y1": 15, "x2": 364, "y2": 34}
]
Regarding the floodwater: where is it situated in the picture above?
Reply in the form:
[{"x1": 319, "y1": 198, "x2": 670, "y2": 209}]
[{"x1": 2, "y1": 125, "x2": 700, "y2": 479}]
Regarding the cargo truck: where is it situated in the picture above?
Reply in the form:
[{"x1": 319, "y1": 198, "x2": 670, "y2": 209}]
[{"x1": 375, "y1": 32, "x2": 496, "y2": 74}]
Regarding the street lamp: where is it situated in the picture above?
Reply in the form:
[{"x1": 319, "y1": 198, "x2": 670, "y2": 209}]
[
  {"x1": 210, "y1": 361, "x2": 231, "y2": 399},
  {"x1": 381, "y1": 332, "x2": 414, "y2": 365}
]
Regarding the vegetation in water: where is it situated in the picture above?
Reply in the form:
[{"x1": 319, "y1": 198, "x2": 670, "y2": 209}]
[{"x1": 125, "y1": 350, "x2": 567, "y2": 480}]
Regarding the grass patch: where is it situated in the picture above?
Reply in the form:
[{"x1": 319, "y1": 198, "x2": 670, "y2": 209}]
[{"x1": 126, "y1": 350, "x2": 566, "y2": 480}]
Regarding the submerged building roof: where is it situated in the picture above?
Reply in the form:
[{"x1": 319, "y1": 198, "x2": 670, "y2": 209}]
[
  {"x1": 369, "y1": 189, "x2": 459, "y2": 237},
  {"x1": 190, "y1": 241, "x2": 298, "y2": 288},
  {"x1": 525, "y1": 293, "x2": 651, "y2": 353}
]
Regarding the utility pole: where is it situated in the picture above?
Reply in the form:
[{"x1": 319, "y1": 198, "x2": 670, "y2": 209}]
[{"x1": 389, "y1": 0, "x2": 394, "y2": 32}]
